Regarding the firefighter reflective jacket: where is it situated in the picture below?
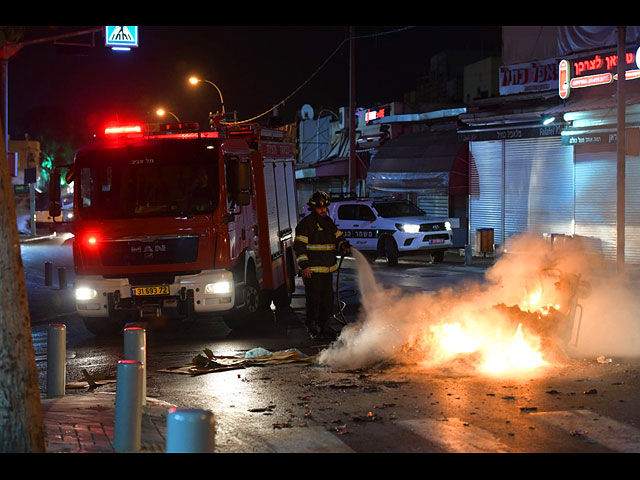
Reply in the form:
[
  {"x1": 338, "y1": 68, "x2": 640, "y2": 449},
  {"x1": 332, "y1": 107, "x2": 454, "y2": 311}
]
[{"x1": 294, "y1": 211, "x2": 347, "y2": 274}]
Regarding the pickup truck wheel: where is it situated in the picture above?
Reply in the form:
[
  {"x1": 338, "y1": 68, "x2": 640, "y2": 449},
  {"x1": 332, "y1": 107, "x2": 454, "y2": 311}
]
[
  {"x1": 383, "y1": 236, "x2": 399, "y2": 266},
  {"x1": 82, "y1": 316, "x2": 124, "y2": 337},
  {"x1": 361, "y1": 251, "x2": 378, "y2": 263},
  {"x1": 430, "y1": 249, "x2": 445, "y2": 263}
]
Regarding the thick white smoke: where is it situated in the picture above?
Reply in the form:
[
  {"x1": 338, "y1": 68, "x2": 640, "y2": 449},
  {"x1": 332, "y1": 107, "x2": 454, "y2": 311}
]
[{"x1": 317, "y1": 233, "x2": 640, "y2": 373}]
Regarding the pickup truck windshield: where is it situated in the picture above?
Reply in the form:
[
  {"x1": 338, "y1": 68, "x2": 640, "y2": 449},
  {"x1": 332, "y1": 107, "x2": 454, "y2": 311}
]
[
  {"x1": 76, "y1": 141, "x2": 219, "y2": 219},
  {"x1": 372, "y1": 201, "x2": 425, "y2": 218}
]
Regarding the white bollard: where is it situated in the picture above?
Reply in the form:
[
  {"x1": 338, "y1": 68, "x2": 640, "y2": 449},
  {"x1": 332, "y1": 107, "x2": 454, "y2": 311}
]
[
  {"x1": 166, "y1": 408, "x2": 215, "y2": 453},
  {"x1": 47, "y1": 324, "x2": 66, "y2": 398},
  {"x1": 123, "y1": 327, "x2": 146, "y2": 405},
  {"x1": 113, "y1": 360, "x2": 143, "y2": 452}
]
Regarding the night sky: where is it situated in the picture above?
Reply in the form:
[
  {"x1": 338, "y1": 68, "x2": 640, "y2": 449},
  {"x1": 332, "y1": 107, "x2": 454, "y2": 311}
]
[{"x1": 7, "y1": 26, "x2": 501, "y2": 146}]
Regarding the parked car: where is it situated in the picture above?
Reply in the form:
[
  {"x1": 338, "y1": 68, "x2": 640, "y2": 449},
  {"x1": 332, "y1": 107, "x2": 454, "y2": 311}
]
[{"x1": 327, "y1": 197, "x2": 453, "y2": 265}]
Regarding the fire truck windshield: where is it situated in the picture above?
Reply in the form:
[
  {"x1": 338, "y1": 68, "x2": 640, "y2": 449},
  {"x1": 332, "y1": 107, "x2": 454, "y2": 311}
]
[{"x1": 76, "y1": 141, "x2": 219, "y2": 219}]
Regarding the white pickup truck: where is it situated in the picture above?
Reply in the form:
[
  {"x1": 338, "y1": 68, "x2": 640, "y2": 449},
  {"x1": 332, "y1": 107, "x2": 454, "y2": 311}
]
[{"x1": 327, "y1": 197, "x2": 453, "y2": 265}]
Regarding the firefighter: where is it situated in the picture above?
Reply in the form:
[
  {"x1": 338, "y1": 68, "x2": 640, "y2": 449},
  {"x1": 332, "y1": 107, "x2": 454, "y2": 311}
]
[{"x1": 294, "y1": 191, "x2": 350, "y2": 341}]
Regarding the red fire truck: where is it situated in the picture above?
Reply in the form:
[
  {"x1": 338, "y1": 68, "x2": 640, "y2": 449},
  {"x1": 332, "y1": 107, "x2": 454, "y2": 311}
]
[{"x1": 50, "y1": 122, "x2": 299, "y2": 335}]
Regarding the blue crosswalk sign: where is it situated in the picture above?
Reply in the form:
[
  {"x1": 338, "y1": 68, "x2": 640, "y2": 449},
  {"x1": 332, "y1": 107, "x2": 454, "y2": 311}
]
[{"x1": 105, "y1": 26, "x2": 138, "y2": 48}]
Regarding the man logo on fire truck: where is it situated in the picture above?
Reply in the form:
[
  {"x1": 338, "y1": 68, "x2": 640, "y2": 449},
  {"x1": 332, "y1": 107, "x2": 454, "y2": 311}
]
[{"x1": 50, "y1": 121, "x2": 299, "y2": 335}]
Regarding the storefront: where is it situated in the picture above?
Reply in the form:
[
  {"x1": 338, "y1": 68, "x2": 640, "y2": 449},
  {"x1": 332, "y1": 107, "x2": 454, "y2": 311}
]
[
  {"x1": 459, "y1": 111, "x2": 573, "y2": 252},
  {"x1": 551, "y1": 97, "x2": 640, "y2": 264},
  {"x1": 295, "y1": 156, "x2": 367, "y2": 219},
  {"x1": 460, "y1": 96, "x2": 640, "y2": 265},
  {"x1": 366, "y1": 130, "x2": 469, "y2": 247}
]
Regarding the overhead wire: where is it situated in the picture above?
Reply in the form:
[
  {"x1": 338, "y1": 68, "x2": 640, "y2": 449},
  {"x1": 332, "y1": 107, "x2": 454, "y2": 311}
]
[{"x1": 223, "y1": 26, "x2": 416, "y2": 125}]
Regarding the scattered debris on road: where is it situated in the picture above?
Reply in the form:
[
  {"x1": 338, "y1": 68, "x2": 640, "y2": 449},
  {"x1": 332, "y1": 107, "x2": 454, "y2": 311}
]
[
  {"x1": 159, "y1": 347, "x2": 315, "y2": 376},
  {"x1": 66, "y1": 370, "x2": 116, "y2": 390},
  {"x1": 519, "y1": 406, "x2": 538, "y2": 413}
]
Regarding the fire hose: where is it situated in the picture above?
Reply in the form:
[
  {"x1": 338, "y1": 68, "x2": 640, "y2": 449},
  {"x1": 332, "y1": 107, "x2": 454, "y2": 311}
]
[
  {"x1": 333, "y1": 241, "x2": 359, "y2": 326},
  {"x1": 298, "y1": 245, "x2": 355, "y2": 325},
  {"x1": 291, "y1": 248, "x2": 355, "y2": 326},
  {"x1": 333, "y1": 253, "x2": 348, "y2": 325}
]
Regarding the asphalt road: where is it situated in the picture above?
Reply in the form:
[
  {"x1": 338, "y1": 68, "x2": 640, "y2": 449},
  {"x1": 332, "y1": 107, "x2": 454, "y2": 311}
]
[{"x1": 21, "y1": 236, "x2": 640, "y2": 453}]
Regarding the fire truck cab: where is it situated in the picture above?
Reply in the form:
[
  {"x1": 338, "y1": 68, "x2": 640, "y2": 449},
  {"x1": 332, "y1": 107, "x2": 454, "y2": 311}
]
[{"x1": 51, "y1": 122, "x2": 298, "y2": 335}]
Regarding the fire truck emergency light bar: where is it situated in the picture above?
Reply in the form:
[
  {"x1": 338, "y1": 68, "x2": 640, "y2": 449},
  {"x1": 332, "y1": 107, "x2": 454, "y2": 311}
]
[
  {"x1": 103, "y1": 122, "x2": 219, "y2": 139},
  {"x1": 104, "y1": 125, "x2": 142, "y2": 135}
]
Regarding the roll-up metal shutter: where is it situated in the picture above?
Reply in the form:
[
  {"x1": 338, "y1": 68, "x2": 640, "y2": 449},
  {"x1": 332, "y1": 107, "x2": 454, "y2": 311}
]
[
  {"x1": 574, "y1": 150, "x2": 616, "y2": 261},
  {"x1": 283, "y1": 160, "x2": 299, "y2": 234},
  {"x1": 469, "y1": 141, "x2": 504, "y2": 247},
  {"x1": 263, "y1": 160, "x2": 281, "y2": 257},
  {"x1": 274, "y1": 162, "x2": 290, "y2": 237},
  {"x1": 575, "y1": 149, "x2": 640, "y2": 264},
  {"x1": 625, "y1": 154, "x2": 640, "y2": 264},
  {"x1": 417, "y1": 194, "x2": 449, "y2": 218},
  {"x1": 504, "y1": 137, "x2": 574, "y2": 239},
  {"x1": 297, "y1": 177, "x2": 345, "y2": 221}
]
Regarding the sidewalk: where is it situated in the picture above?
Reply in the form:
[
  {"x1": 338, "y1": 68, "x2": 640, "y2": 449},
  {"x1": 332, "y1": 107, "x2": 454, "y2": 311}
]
[{"x1": 40, "y1": 392, "x2": 175, "y2": 453}]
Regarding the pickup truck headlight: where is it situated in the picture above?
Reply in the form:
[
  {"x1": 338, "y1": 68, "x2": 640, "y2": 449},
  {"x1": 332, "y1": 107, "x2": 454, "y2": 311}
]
[
  {"x1": 205, "y1": 280, "x2": 232, "y2": 295},
  {"x1": 396, "y1": 223, "x2": 420, "y2": 233},
  {"x1": 445, "y1": 221, "x2": 452, "y2": 231}
]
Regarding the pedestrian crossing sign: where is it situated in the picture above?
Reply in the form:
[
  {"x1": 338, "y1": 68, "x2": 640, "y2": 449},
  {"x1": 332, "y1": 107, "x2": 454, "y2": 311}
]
[{"x1": 105, "y1": 26, "x2": 138, "y2": 48}]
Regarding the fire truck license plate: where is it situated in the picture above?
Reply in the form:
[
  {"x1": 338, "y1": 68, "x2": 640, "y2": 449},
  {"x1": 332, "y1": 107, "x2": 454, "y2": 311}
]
[{"x1": 132, "y1": 286, "x2": 170, "y2": 296}]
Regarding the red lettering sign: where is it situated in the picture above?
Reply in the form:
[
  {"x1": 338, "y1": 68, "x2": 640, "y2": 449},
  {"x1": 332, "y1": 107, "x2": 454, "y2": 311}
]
[{"x1": 574, "y1": 52, "x2": 635, "y2": 75}]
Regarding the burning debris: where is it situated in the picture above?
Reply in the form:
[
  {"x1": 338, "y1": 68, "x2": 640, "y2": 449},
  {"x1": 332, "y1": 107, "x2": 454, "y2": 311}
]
[{"x1": 319, "y1": 233, "x2": 640, "y2": 377}]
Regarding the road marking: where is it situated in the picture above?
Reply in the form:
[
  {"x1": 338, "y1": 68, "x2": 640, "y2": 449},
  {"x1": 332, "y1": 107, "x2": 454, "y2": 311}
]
[
  {"x1": 531, "y1": 409, "x2": 640, "y2": 453},
  {"x1": 266, "y1": 426, "x2": 355, "y2": 453},
  {"x1": 395, "y1": 418, "x2": 511, "y2": 453}
]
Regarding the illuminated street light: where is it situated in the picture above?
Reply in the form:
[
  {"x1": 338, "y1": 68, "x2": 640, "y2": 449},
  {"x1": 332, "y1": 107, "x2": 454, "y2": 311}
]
[
  {"x1": 188, "y1": 76, "x2": 225, "y2": 115},
  {"x1": 156, "y1": 108, "x2": 180, "y2": 122}
]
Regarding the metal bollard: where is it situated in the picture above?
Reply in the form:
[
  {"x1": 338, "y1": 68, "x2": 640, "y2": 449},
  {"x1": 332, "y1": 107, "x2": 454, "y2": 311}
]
[
  {"x1": 47, "y1": 324, "x2": 66, "y2": 398},
  {"x1": 123, "y1": 327, "x2": 146, "y2": 405},
  {"x1": 44, "y1": 262, "x2": 53, "y2": 286},
  {"x1": 58, "y1": 267, "x2": 67, "y2": 289},
  {"x1": 166, "y1": 408, "x2": 215, "y2": 453},
  {"x1": 464, "y1": 244, "x2": 473, "y2": 266},
  {"x1": 113, "y1": 360, "x2": 143, "y2": 452}
]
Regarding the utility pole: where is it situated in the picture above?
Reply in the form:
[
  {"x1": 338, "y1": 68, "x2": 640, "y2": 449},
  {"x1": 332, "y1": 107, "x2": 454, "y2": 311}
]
[
  {"x1": 617, "y1": 26, "x2": 626, "y2": 274},
  {"x1": 348, "y1": 26, "x2": 357, "y2": 194}
]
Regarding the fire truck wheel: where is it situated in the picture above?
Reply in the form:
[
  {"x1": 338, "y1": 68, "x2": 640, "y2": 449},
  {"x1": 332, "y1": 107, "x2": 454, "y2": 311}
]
[
  {"x1": 82, "y1": 316, "x2": 125, "y2": 337},
  {"x1": 223, "y1": 268, "x2": 264, "y2": 330},
  {"x1": 382, "y1": 236, "x2": 399, "y2": 266}
]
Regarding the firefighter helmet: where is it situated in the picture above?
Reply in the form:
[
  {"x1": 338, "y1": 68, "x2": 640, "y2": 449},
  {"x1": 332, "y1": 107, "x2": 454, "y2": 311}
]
[{"x1": 307, "y1": 191, "x2": 330, "y2": 209}]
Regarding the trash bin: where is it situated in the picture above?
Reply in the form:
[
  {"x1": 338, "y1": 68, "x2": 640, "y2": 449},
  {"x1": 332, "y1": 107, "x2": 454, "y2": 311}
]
[{"x1": 474, "y1": 228, "x2": 494, "y2": 255}]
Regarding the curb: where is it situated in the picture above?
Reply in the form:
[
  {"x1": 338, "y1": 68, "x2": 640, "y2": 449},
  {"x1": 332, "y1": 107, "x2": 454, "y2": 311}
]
[{"x1": 41, "y1": 392, "x2": 176, "y2": 453}]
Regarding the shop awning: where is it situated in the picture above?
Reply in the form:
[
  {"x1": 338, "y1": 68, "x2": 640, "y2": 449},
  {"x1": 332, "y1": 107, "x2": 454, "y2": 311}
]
[
  {"x1": 295, "y1": 156, "x2": 367, "y2": 180},
  {"x1": 366, "y1": 132, "x2": 468, "y2": 195},
  {"x1": 544, "y1": 91, "x2": 640, "y2": 116}
]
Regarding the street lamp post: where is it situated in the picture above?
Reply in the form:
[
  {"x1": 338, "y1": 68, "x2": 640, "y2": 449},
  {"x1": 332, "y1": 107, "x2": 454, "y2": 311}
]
[
  {"x1": 156, "y1": 108, "x2": 180, "y2": 122},
  {"x1": 188, "y1": 76, "x2": 225, "y2": 116}
]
